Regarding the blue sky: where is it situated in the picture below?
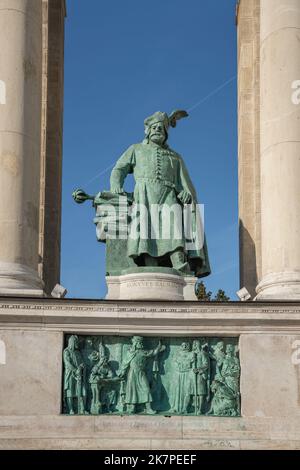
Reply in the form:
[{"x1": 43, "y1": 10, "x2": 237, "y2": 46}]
[{"x1": 61, "y1": 0, "x2": 239, "y2": 300}]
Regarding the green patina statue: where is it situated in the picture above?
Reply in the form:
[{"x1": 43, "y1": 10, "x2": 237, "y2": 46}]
[
  {"x1": 62, "y1": 335, "x2": 240, "y2": 417},
  {"x1": 73, "y1": 110, "x2": 211, "y2": 278},
  {"x1": 192, "y1": 340, "x2": 210, "y2": 415},
  {"x1": 169, "y1": 341, "x2": 195, "y2": 414},
  {"x1": 89, "y1": 340, "x2": 118, "y2": 415},
  {"x1": 63, "y1": 335, "x2": 88, "y2": 415},
  {"x1": 208, "y1": 344, "x2": 240, "y2": 417},
  {"x1": 118, "y1": 336, "x2": 165, "y2": 415}
]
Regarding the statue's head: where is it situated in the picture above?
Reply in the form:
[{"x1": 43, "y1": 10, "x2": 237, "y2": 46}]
[
  {"x1": 85, "y1": 337, "x2": 93, "y2": 347},
  {"x1": 68, "y1": 335, "x2": 79, "y2": 350},
  {"x1": 192, "y1": 339, "x2": 201, "y2": 351},
  {"x1": 215, "y1": 341, "x2": 224, "y2": 352},
  {"x1": 144, "y1": 110, "x2": 189, "y2": 146},
  {"x1": 226, "y1": 344, "x2": 235, "y2": 356},
  {"x1": 132, "y1": 335, "x2": 144, "y2": 349},
  {"x1": 144, "y1": 111, "x2": 169, "y2": 146},
  {"x1": 180, "y1": 341, "x2": 190, "y2": 352}
]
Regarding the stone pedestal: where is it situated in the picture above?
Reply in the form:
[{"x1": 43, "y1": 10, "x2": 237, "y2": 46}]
[
  {"x1": 183, "y1": 277, "x2": 198, "y2": 301},
  {"x1": 106, "y1": 272, "x2": 197, "y2": 301},
  {"x1": 1, "y1": 297, "x2": 300, "y2": 449}
]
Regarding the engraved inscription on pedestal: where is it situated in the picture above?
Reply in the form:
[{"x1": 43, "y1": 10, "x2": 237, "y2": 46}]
[{"x1": 62, "y1": 334, "x2": 240, "y2": 417}]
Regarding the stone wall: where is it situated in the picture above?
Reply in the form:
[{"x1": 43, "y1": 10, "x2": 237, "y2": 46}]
[{"x1": 0, "y1": 298, "x2": 300, "y2": 449}]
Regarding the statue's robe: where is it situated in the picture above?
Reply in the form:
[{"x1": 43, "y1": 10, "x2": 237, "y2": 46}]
[
  {"x1": 110, "y1": 141, "x2": 210, "y2": 277},
  {"x1": 63, "y1": 348, "x2": 85, "y2": 398},
  {"x1": 120, "y1": 348, "x2": 154, "y2": 405},
  {"x1": 171, "y1": 350, "x2": 194, "y2": 413},
  {"x1": 194, "y1": 349, "x2": 210, "y2": 397}
]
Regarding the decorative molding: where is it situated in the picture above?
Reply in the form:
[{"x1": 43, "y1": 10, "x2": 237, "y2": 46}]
[
  {"x1": 1, "y1": 299, "x2": 300, "y2": 315},
  {"x1": 1, "y1": 298, "x2": 300, "y2": 336}
]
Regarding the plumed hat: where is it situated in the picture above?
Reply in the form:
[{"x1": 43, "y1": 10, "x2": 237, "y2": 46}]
[
  {"x1": 144, "y1": 109, "x2": 189, "y2": 134},
  {"x1": 144, "y1": 111, "x2": 169, "y2": 130}
]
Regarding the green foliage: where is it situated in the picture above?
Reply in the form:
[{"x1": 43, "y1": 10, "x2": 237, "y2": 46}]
[
  {"x1": 196, "y1": 282, "x2": 212, "y2": 301},
  {"x1": 196, "y1": 282, "x2": 230, "y2": 302},
  {"x1": 214, "y1": 289, "x2": 230, "y2": 302}
]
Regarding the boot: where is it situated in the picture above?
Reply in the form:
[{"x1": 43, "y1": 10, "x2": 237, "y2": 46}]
[
  {"x1": 170, "y1": 250, "x2": 189, "y2": 273},
  {"x1": 145, "y1": 402, "x2": 156, "y2": 415}
]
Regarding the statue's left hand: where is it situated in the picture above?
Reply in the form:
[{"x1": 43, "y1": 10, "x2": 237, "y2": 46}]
[{"x1": 177, "y1": 190, "x2": 192, "y2": 205}]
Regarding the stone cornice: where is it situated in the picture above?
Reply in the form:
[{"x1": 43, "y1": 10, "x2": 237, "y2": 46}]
[{"x1": 1, "y1": 297, "x2": 300, "y2": 335}]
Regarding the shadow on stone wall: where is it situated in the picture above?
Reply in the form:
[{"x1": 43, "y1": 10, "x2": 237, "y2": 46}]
[{"x1": 239, "y1": 220, "x2": 258, "y2": 298}]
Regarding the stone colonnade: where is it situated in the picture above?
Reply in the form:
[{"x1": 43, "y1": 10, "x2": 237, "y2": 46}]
[
  {"x1": 0, "y1": 0, "x2": 43, "y2": 295},
  {"x1": 256, "y1": 0, "x2": 300, "y2": 299}
]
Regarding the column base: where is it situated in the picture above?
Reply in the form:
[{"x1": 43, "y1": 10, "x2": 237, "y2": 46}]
[
  {"x1": 0, "y1": 262, "x2": 44, "y2": 297},
  {"x1": 256, "y1": 271, "x2": 300, "y2": 300}
]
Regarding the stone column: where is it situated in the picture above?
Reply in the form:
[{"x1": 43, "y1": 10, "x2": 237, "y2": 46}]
[
  {"x1": 256, "y1": 0, "x2": 300, "y2": 299},
  {"x1": 237, "y1": 0, "x2": 261, "y2": 297},
  {"x1": 0, "y1": 0, "x2": 44, "y2": 295},
  {"x1": 39, "y1": 0, "x2": 66, "y2": 296}
]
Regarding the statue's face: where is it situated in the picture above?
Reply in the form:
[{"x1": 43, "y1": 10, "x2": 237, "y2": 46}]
[
  {"x1": 181, "y1": 342, "x2": 190, "y2": 351},
  {"x1": 149, "y1": 121, "x2": 166, "y2": 145},
  {"x1": 226, "y1": 344, "x2": 234, "y2": 356},
  {"x1": 69, "y1": 335, "x2": 78, "y2": 350},
  {"x1": 132, "y1": 337, "x2": 143, "y2": 349}
]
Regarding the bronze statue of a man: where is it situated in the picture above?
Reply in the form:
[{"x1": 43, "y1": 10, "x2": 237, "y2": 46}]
[
  {"x1": 118, "y1": 336, "x2": 165, "y2": 414},
  {"x1": 63, "y1": 335, "x2": 87, "y2": 415},
  {"x1": 110, "y1": 110, "x2": 210, "y2": 277}
]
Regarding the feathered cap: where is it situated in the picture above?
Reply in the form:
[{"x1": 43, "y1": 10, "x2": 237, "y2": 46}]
[{"x1": 144, "y1": 109, "x2": 189, "y2": 138}]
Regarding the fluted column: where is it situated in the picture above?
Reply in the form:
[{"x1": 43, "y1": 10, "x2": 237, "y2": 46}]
[
  {"x1": 256, "y1": 0, "x2": 300, "y2": 299},
  {"x1": 0, "y1": 0, "x2": 44, "y2": 295}
]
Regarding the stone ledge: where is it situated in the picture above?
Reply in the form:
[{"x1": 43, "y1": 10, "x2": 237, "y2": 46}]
[
  {"x1": 0, "y1": 415, "x2": 300, "y2": 440},
  {"x1": 1, "y1": 413, "x2": 300, "y2": 449},
  {"x1": 1, "y1": 297, "x2": 300, "y2": 334},
  {"x1": 1, "y1": 437, "x2": 299, "y2": 450}
]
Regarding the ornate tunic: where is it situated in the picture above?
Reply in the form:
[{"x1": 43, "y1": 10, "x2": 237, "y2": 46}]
[{"x1": 110, "y1": 141, "x2": 211, "y2": 276}]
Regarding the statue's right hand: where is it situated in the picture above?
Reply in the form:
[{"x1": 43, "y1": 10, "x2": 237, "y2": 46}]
[
  {"x1": 110, "y1": 187, "x2": 124, "y2": 194},
  {"x1": 72, "y1": 188, "x2": 95, "y2": 204}
]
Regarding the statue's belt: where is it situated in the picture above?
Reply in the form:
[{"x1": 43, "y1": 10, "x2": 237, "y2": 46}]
[{"x1": 135, "y1": 178, "x2": 176, "y2": 190}]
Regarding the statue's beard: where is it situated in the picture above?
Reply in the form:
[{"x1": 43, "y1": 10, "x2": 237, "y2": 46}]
[{"x1": 150, "y1": 134, "x2": 165, "y2": 145}]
